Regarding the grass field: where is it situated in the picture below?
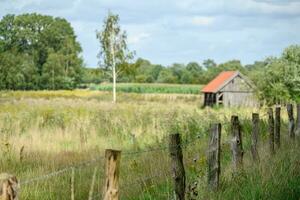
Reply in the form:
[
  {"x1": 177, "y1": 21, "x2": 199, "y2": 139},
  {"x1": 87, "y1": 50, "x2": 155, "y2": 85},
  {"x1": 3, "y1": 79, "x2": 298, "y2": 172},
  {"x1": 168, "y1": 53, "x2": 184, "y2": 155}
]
[
  {"x1": 89, "y1": 83, "x2": 203, "y2": 94},
  {"x1": 0, "y1": 89, "x2": 299, "y2": 199}
]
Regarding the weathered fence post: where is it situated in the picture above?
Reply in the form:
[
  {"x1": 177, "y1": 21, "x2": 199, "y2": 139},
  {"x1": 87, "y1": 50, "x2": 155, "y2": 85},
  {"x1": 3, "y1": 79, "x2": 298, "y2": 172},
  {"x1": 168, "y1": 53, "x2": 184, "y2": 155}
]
[
  {"x1": 296, "y1": 104, "x2": 300, "y2": 136},
  {"x1": 287, "y1": 104, "x2": 295, "y2": 139},
  {"x1": 207, "y1": 123, "x2": 221, "y2": 190},
  {"x1": 0, "y1": 173, "x2": 19, "y2": 200},
  {"x1": 275, "y1": 106, "x2": 281, "y2": 149},
  {"x1": 169, "y1": 133, "x2": 186, "y2": 200},
  {"x1": 268, "y1": 108, "x2": 275, "y2": 154},
  {"x1": 231, "y1": 116, "x2": 243, "y2": 171},
  {"x1": 251, "y1": 113, "x2": 259, "y2": 161},
  {"x1": 103, "y1": 149, "x2": 121, "y2": 200}
]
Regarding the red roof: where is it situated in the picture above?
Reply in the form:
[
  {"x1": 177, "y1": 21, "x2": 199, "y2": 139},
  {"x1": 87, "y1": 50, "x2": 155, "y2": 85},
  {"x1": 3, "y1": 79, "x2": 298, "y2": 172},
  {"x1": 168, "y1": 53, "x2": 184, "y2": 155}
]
[{"x1": 202, "y1": 71, "x2": 238, "y2": 93}]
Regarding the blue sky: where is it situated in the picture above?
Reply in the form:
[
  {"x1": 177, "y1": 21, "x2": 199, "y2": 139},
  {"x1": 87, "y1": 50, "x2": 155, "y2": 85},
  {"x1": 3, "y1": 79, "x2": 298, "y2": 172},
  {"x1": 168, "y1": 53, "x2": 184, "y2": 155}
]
[{"x1": 1, "y1": 0, "x2": 300, "y2": 67}]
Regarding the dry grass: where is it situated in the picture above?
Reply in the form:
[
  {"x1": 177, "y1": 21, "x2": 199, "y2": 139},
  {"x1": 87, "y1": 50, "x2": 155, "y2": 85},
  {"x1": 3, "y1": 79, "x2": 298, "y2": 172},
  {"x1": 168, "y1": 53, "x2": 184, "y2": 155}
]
[{"x1": 0, "y1": 90, "x2": 295, "y2": 199}]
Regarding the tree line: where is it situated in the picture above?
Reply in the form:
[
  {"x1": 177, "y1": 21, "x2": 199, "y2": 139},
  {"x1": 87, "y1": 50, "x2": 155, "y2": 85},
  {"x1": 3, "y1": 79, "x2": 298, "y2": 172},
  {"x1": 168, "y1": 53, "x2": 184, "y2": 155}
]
[
  {"x1": 83, "y1": 45, "x2": 300, "y2": 105},
  {"x1": 0, "y1": 13, "x2": 299, "y2": 105},
  {"x1": 82, "y1": 58, "x2": 244, "y2": 85}
]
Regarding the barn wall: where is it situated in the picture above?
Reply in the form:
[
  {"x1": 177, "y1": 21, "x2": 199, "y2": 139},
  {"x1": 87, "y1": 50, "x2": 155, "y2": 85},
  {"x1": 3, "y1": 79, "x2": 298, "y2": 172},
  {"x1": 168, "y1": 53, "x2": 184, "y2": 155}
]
[
  {"x1": 220, "y1": 75, "x2": 258, "y2": 107},
  {"x1": 222, "y1": 92, "x2": 257, "y2": 107}
]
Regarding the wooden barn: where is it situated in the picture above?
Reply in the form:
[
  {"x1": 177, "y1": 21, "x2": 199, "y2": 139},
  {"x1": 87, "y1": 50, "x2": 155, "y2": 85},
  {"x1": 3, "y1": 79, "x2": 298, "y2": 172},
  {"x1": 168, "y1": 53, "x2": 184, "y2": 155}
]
[{"x1": 201, "y1": 71, "x2": 257, "y2": 107}]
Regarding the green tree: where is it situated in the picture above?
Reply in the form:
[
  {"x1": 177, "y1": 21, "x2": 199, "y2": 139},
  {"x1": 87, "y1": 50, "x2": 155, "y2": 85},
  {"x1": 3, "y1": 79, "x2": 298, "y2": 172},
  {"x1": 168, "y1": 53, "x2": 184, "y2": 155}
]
[
  {"x1": 96, "y1": 12, "x2": 134, "y2": 103},
  {"x1": 0, "y1": 50, "x2": 37, "y2": 90},
  {"x1": 203, "y1": 59, "x2": 217, "y2": 69},
  {"x1": 0, "y1": 13, "x2": 83, "y2": 90},
  {"x1": 186, "y1": 62, "x2": 204, "y2": 84},
  {"x1": 252, "y1": 45, "x2": 300, "y2": 105},
  {"x1": 282, "y1": 45, "x2": 300, "y2": 102},
  {"x1": 157, "y1": 68, "x2": 178, "y2": 83}
]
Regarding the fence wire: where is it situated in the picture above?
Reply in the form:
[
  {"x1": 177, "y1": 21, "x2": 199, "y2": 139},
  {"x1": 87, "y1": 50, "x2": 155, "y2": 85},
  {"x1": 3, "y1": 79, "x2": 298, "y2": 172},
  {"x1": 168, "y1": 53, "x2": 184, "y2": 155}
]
[
  {"x1": 20, "y1": 155, "x2": 105, "y2": 186},
  {"x1": 19, "y1": 110, "x2": 272, "y2": 198}
]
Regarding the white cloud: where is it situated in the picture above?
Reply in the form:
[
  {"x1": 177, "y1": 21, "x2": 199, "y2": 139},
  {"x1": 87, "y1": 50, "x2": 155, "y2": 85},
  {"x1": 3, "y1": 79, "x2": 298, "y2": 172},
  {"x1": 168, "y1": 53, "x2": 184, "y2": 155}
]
[
  {"x1": 175, "y1": 0, "x2": 300, "y2": 16},
  {"x1": 190, "y1": 16, "x2": 215, "y2": 26},
  {"x1": 1, "y1": 0, "x2": 300, "y2": 66},
  {"x1": 128, "y1": 32, "x2": 150, "y2": 45}
]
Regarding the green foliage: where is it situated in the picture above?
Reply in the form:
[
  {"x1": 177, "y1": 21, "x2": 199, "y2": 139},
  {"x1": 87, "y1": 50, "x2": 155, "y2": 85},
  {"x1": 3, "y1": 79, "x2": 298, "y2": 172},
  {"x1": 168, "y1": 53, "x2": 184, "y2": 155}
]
[
  {"x1": 0, "y1": 50, "x2": 38, "y2": 89},
  {"x1": 114, "y1": 58, "x2": 245, "y2": 85},
  {"x1": 96, "y1": 11, "x2": 134, "y2": 75},
  {"x1": 208, "y1": 142, "x2": 300, "y2": 200},
  {"x1": 249, "y1": 45, "x2": 300, "y2": 104},
  {"x1": 81, "y1": 68, "x2": 105, "y2": 84},
  {"x1": 91, "y1": 83, "x2": 202, "y2": 94},
  {"x1": 0, "y1": 13, "x2": 83, "y2": 90}
]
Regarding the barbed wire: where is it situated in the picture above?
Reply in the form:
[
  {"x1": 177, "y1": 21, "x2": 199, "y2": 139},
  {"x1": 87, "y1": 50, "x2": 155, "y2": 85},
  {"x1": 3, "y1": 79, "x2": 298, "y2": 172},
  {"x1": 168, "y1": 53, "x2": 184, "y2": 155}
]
[
  {"x1": 18, "y1": 111, "x2": 274, "y2": 186},
  {"x1": 122, "y1": 134, "x2": 205, "y2": 158},
  {"x1": 20, "y1": 155, "x2": 105, "y2": 186},
  {"x1": 20, "y1": 134, "x2": 204, "y2": 187},
  {"x1": 121, "y1": 170, "x2": 172, "y2": 189},
  {"x1": 91, "y1": 171, "x2": 172, "y2": 200},
  {"x1": 19, "y1": 111, "x2": 271, "y2": 187}
]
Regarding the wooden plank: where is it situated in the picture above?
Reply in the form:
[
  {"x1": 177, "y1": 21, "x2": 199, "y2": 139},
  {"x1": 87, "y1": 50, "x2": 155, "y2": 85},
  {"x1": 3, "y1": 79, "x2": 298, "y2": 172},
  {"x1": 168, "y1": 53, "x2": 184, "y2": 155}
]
[
  {"x1": 103, "y1": 149, "x2": 121, "y2": 200},
  {"x1": 231, "y1": 116, "x2": 243, "y2": 171},
  {"x1": 169, "y1": 133, "x2": 186, "y2": 200},
  {"x1": 268, "y1": 108, "x2": 275, "y2": 154},
  {"x1": 275, "y1": 106, "x2": 281, "y2": 149},
  {"x1": 0, "y1": 173, "x2": 18, "y2": 200},
  {"x1": 207, "y1": 123, "x2": 221, "y2": 190},
  {"x1": 251, "y1": 113, "x2": 259, "y2": 161},
  {"x1": 287, "y1": 104, "x2": 295, "y2": 139}
]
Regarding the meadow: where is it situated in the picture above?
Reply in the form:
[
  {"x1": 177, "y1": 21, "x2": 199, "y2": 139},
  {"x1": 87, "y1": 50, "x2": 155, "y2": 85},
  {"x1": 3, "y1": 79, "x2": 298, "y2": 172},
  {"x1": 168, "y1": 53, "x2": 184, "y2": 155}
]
[
  {"x1": 89, "y1": 83, "x2": 203, "y2": 94},
  {"x1": 0, "y1": 89, "x2": 299, "y2": 199}
]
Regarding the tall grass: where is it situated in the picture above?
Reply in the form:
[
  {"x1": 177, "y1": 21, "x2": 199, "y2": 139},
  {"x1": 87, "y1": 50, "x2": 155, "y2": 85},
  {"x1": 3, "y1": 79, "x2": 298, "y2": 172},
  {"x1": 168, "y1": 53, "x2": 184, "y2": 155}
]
[
  {"x1": 89, "y1": 83, "x2": 203, "y2": 94},
  {"x1": 204, "y1": 140, "x2": 300, "y2": 200},
  {"x1": 0, "y1": 90, "x2": 298, "y2": 199}
]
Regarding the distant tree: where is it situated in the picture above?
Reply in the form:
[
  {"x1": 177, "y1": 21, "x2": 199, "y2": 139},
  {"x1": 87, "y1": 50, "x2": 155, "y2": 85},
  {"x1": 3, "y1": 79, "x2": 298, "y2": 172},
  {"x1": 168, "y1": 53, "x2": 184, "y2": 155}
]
[
  {"x1": 186, "y1": 62, "x2": 205, "y2": 84},
  {"x1": 282, "y1": 45, "x2": 300, "y2": 102},
  {"x1": 252, "y1": 45, "x2": 300, "y2": 105},
  {"x1": 170, "y1": 63, "x2": 185, "y2": 82},
  {"x1": 245, "y1": 61, "x2": 267, "y2": 72},
  {"x1": 96, "y1": 12, "x2": 134, "y2": 103},
  {"x1": 0, "y1": 50, "x2": 37, "y2": 90},
  {"x1": 157, "y1": 68, "x2": 178, "y2": 83},
  {"x1": 203, "y1": 59, "x2": 217, "y2": 69},
  {"x1": 0, "y1": 13, "x2": 83, "y2": 90},
  {"x1": 186, "y1": 62, "x2": 202, "y2": 71},
  {"x1": 82, "y1": 68, "x2": 105, "y2": 84},
  {"x1": 180, "y1": 69, "x2": 193, "y2": 84}
]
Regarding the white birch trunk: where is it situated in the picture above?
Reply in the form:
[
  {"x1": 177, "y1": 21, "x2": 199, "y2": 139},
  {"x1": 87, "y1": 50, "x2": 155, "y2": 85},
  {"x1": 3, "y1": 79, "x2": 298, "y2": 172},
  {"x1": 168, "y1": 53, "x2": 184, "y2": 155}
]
[
  {"x1": 112, "y1": 62, "x2": 116, "y2": 103},
  {"x1": 111, "y1": 30, "x2": 116, "y2": 103}
]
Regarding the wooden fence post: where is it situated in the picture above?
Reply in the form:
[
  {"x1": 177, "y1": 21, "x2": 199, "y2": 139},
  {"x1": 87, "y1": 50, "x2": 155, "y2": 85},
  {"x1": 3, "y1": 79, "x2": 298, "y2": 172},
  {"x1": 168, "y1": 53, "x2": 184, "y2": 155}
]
[
  {"x1": 251, "y1": 113, "x2": 259, "y2": 161},
  {"x1": 0, "y1": 173, "x2": 19, "y2": 200},
  {"x1": 207, "y1": 123, "x2": 221, "y2": 190},
  {"x1": 275, "y1": 106, "x2": 281, "y2": 149},
  {"x1": 231, "y1": 116, "x2": 243, "y2": 171},
  {"x1": 296, "y1": 104, "x2": 300, "y2": 136},
  {"x1": 287, "y1": 104, "x2": 295, "y2": 139},
  {"x1": 169, "y1": 133, "x2": 186, "y2": 200},
  {"x1": 103, "y1": 149, "x2": 121, "y2": 200},
  {"x1": 268, "y1": 108, "x2": 275, "y2": 154}
]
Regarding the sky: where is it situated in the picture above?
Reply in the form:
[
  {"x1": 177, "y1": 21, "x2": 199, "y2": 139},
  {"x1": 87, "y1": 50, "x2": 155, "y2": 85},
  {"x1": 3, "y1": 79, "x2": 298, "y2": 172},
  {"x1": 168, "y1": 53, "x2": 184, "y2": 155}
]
[{"x1": 1, "y1": 0, "x2": 300, "y2": 67}]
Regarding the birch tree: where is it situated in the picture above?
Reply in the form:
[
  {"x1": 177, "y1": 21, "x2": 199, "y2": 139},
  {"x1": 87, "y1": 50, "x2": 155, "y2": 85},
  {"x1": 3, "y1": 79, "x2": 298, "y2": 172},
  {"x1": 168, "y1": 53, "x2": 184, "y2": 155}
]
[{"x1": 96, "y1": 12, "x2": 134, "y2": 103}]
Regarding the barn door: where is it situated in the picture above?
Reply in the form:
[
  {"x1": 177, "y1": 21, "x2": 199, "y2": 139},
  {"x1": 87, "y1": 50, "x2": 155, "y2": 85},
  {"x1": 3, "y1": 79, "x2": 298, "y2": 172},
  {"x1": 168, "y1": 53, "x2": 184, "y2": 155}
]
[{"x1": 217, "y1": 93, "x2": 223, "y2": 106}]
